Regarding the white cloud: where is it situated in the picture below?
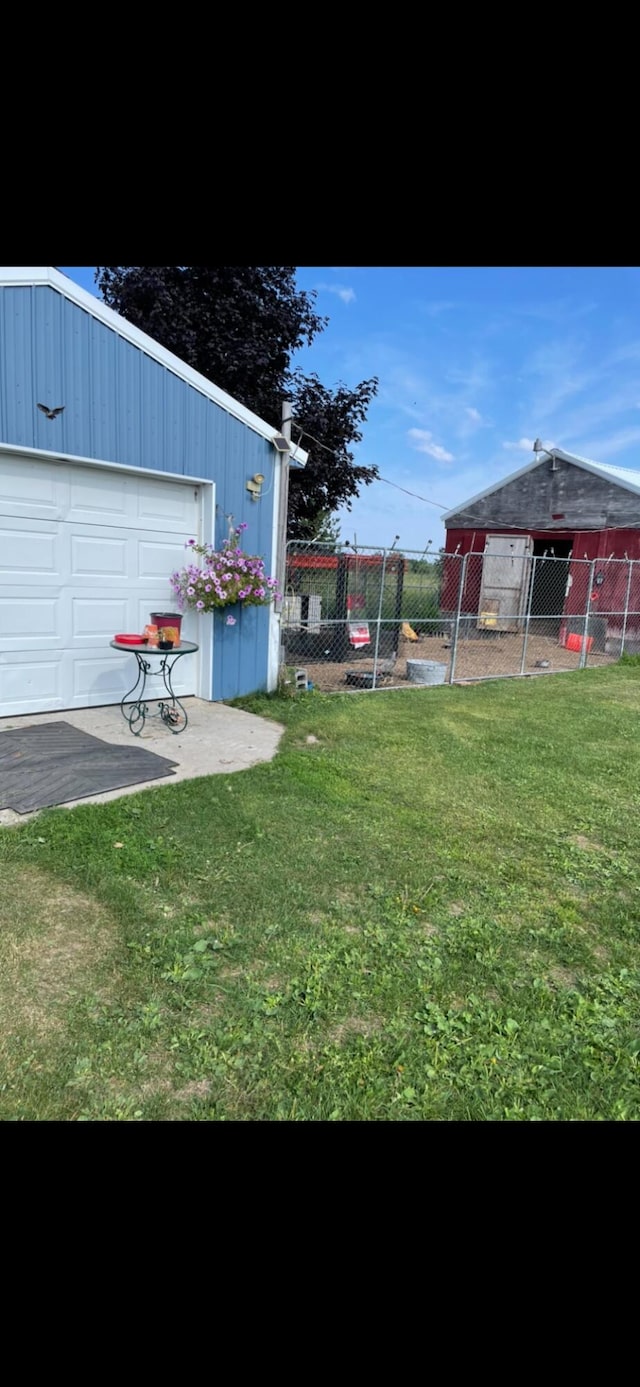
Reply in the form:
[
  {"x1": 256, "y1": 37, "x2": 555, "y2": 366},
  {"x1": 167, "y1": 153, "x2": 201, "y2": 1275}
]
[
  {"x1": 422, "y1": 300, "x2": 458, "y2": 318},
  {"x1": 514, "y1": 297, "x2": 598, "y2": 325},
  {"x1": 337, "y1": 340, "x2": 494, "y2": 444},
  {"x1": 316, "y1": 282, "x2": 356, "y2": 305},
  {"x1": 573, "y1": 425, "x2": 640, "y2": 459},
  {"x1": 456, "y1": 404, "x2": 491, "y2": 441},
  {"x1": 408, "y1": 428, "x2": 454, "y2": 463},
  {"x1": 334, "y1": 458, "x2": 512, "y2": 553},
  {"x1": 445, "y1": 358, "x2": 493, "y2": 395},
  {"x1": 558, "y1": 383, "x2": 640, "y2": 440},
  {"x1": 502, "y1": 437, "x2": 537, "y2": 453}
]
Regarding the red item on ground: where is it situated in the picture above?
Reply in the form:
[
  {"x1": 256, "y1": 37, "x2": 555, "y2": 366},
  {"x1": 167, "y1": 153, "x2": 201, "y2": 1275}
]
[
  {"x1": 565, "y1": 632, "x2": 593, "y2": 654},
  {"x1": 348, "y1": 623, "x2": 371, "y2": 648}
]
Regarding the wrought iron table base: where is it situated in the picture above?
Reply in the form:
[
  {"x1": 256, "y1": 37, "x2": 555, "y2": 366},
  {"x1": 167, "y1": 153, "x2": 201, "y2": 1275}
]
[{"x1": 120, "y1": 651, "x2": 189, "y2": 736}]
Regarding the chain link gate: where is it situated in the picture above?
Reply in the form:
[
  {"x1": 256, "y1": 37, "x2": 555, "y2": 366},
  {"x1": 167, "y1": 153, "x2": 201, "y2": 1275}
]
[{"x1": 281, "y1": 541, "x2": 640, "y2": 691}]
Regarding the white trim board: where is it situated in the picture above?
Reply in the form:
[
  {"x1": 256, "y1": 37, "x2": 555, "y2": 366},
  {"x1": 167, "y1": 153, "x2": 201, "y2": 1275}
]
[
  {"x1": 0, "y1": 438, "x2": 214, "y2": 488},
  {"x1": 0, "y1": 266, "x2": 308, "y2": 464},
  {"x1": 267, "y1": 447, "x2": 283, "y2": 694},
  {"x1": 197, "y1": 477, "x2": 215, "y2": 701}
]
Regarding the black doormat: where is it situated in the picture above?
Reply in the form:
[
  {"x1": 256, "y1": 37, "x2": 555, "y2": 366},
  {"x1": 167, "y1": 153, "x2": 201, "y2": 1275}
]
[{"x1": 0, "y1": 720, "x2": 178, "y2": 814}]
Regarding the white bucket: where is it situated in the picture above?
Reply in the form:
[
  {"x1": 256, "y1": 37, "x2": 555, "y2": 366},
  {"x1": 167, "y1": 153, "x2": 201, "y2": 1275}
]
[{"x1": 406, "y1": 659, "x2": 447, "y2": 686}]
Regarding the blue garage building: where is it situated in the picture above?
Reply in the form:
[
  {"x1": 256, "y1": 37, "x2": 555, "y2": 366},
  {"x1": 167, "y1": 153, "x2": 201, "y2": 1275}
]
[{"x1": 0, "y1": 266, "x2": 307, "y2": 717}]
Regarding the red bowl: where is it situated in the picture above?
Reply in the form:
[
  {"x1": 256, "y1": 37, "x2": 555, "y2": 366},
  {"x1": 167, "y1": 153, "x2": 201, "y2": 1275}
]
[{"x1": 114, "y1": 634, "x2": 144, "y2": 645}]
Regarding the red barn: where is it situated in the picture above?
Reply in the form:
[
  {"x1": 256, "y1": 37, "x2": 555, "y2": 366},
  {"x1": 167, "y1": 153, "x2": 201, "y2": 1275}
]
[{"x1": 441, "y1": 448, "x2": 640, "y2": 654}]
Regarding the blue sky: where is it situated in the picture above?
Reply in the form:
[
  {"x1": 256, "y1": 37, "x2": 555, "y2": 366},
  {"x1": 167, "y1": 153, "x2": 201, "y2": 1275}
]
[{"x1": 59, "y1": 266, "x2": 640, "y2": 553}]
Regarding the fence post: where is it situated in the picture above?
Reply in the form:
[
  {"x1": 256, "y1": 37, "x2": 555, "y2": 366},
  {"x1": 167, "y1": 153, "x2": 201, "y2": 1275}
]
[
  {"x1": 278, "y1": 539, "x2": 292, "y2": 670},
  {"x1": 519, "y1": 554, "x2": 536, "y2": 676},
  {"x1": 580, "y1": 560, "x2": 596, "y2": 668},
  {"x1": 371, "y1": 548, "x2": 388, "y2": 690},
  {"x1": 621, "y1": 558, "x2": 633, "y2": 656},
  {"x1": 449, "y1": 553, "x2": 468, "y2": 684}
]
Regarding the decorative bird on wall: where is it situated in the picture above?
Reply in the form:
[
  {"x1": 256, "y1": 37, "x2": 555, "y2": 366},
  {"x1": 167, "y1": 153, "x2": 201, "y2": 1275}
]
[{"x1": 37, "y1": 403, "x2": 65, "y2": 420}]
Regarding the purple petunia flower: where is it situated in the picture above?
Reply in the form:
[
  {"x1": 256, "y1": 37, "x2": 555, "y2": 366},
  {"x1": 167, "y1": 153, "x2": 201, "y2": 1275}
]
[{"x1": 174, "y1": 535, "x2": 277, "y2": 618}]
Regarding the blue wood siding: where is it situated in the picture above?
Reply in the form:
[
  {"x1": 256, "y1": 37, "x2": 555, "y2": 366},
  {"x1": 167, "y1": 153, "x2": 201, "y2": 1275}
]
[{"x1": 0, "y1": 284, "x2": 277, "y2": 699}]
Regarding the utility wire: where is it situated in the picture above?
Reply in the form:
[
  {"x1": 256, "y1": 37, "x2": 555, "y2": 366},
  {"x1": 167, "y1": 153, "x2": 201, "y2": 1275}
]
[
  {"x1": 376, "y1": 475, "x2": 448, "y2": 510},
  {"x1": 292, "y1": 425, "x2": 450, "y2": 510},
  {"x1": 292, "y1": 424, "x2": 640, "y2": 535},
  {"x1": 292, "y1": 426, "x2": 537, "y2": 527},
  {"x1": 293, "y1": 424, "x2": 533, "y2": 524}
]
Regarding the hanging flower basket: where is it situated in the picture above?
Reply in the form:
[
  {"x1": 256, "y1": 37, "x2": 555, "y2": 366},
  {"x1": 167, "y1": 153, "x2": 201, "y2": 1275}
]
[{"x1": 170, "y1": 524, "x2": 281, "y2": 616}]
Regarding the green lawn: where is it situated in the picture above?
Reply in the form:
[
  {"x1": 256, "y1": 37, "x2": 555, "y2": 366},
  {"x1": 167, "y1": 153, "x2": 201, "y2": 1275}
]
[{"x1": 1, "y1": 667, "x2": 640, "y2": 1120}]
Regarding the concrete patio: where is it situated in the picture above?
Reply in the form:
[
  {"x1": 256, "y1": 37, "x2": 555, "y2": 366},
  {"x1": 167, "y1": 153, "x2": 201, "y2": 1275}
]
[{"x1": 0, "y1": 698, "x2": 284, "y2": 825}]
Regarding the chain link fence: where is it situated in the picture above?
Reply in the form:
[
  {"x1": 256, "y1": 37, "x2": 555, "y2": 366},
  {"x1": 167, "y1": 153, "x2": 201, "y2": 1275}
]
[{"x1": 280, "y1": 541, "x2": 640, "y2": 692}]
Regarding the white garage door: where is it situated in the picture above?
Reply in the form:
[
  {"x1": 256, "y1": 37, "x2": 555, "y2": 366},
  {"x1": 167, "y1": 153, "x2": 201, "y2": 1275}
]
[{"x1": 0, "y1": 453, "x2": 207, "y2": 717}]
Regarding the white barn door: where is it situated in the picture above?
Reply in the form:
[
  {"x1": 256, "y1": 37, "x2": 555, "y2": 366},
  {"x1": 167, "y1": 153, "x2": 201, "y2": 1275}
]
[{"x1": 477, "y1": 533, "x2": 533, "y2": 631}]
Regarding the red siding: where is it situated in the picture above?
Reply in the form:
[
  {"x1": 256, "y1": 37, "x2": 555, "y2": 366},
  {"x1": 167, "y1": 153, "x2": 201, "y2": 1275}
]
[{"x1": 443, "y1": 526, "x2": 640, "y2": 645}]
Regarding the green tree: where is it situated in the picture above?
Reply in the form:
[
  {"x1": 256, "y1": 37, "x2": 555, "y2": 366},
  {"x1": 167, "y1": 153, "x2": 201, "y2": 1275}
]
[
  {"x1": 96, "y1": 267, "x2": 378, "y2": 539},
  {"x1": 307, "y1": 508, "x2": 342, "y2": 548}
]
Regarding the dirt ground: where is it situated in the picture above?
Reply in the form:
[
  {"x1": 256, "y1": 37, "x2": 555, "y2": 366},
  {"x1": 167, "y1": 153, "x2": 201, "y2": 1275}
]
[{"x1": 299, "y1": 631, "x2": 616, "y2": 693}]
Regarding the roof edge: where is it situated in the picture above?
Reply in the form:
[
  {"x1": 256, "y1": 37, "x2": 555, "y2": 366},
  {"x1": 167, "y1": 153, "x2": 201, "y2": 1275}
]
[
  {"x1": 552, "y1": 448, "x2": 640, "y2": 498},
  {"x1": 442, "y1": 455, "x2": 545, "y2": 521},
  {"x1": 0, "y1": 266, "x2": 308, "y2": 465},
  {"x1": 443, "y1": 447, "x2": 640, "y2": 523}
]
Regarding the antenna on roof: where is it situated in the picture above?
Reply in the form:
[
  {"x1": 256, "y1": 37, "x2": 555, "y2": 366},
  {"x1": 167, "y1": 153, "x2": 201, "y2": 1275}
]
[{"x1": 534, "y1": 437, "x2": 558, "y2": 471}]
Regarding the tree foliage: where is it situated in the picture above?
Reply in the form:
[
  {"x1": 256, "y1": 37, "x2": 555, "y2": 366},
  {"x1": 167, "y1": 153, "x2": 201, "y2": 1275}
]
[
  {"x1": 95, "y1": 266, "x2": 378, "y2": 538},
  {"x1": 286, "y1": 372, "x2": 378, "y2": 540},
  {"x1": 306, "y1": 507, "x2": 343, "y2": 548}
]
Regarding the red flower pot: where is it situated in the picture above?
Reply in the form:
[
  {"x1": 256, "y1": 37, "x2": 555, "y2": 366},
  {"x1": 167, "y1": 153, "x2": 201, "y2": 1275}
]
[{"x1": 151, "y1": 612, "x2": 183, "y2": 643}]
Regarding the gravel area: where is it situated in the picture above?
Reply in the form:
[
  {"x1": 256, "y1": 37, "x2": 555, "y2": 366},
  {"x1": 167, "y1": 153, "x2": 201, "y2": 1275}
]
[{"x1": 296, "y1": 632, "x2": 616, "y2": 693}]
